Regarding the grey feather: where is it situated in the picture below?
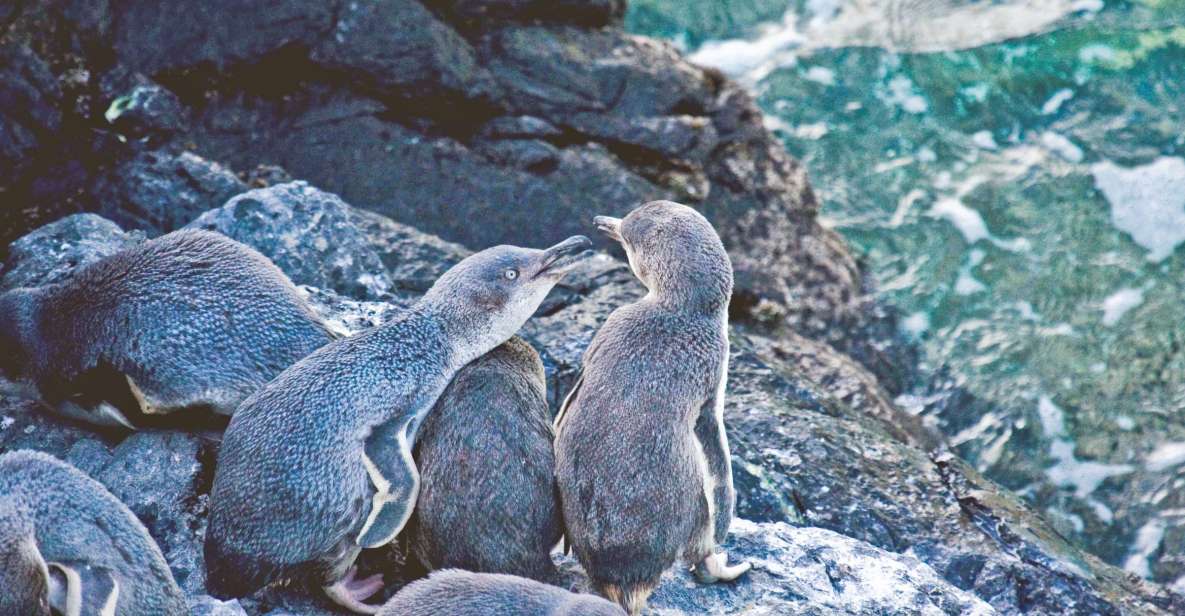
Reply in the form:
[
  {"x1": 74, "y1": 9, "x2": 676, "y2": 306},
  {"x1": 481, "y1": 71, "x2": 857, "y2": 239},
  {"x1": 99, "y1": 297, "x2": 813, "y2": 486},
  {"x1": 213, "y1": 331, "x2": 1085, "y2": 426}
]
[{"x1": 0, "y1": 450, "x2": 187, "y2": 616}]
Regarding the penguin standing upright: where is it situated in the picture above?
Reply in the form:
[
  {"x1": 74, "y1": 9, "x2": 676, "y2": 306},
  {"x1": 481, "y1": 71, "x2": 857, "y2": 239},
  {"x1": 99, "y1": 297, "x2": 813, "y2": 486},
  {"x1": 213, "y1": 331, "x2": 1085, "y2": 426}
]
[
  {"x1": 555, "y1": 201, "x2": 750, "y2": 615},
  {"x1": 407, "y1": 336, "x2": 561, "y2": 581}
]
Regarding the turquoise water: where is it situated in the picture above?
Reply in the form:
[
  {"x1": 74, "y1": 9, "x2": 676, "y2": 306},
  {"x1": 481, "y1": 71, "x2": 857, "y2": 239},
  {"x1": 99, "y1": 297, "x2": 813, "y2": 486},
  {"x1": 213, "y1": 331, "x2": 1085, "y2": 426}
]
[{"x1": 628, "y1": 0, "x2": 1185, "y2": 586}]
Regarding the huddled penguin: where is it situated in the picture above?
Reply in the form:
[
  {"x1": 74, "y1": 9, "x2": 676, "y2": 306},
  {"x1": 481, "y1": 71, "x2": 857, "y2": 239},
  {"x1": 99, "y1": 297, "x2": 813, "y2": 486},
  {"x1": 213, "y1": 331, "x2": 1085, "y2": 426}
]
[
  {"x1": 555, "y1": 201, "x2": 750, "y2": 615},
  {"x1": 0, "y1": 450, "x2": 187, "y2": 615},
  {"x1": 377, "y1": 569, "x2": 625, "y2": 616},
  {"x1": 205, "y1": 237, "x2": 592, "y2": 614},
  {"x1": 0, "y1": 228, "x2": 334, "y2": 428},
  {"x1": 406, "y1": 335, "x2": 561, "y2": 581}
]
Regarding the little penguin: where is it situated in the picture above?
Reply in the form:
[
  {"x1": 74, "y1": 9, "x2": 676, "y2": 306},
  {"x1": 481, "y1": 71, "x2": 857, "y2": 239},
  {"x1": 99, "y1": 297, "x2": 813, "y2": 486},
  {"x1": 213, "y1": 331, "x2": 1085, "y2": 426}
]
[
  {"x1": 0, "y1": 449, "x2": 187, "y2": 615},
  {"x1": 405, "y1": 335, "x2": 561, "y2": 582},
  {"x1": 555, "y1": 201, "x2": 750, "y2": 615},
  {"x1": 0, "y1": 228, "x2": 334, "y2": 429},
  {"x1": 377, "y1": 569, "x2": 625, "y2": 616},
  {"x1": 204, "y1": 236, "x2": 592, "y2": 614}
]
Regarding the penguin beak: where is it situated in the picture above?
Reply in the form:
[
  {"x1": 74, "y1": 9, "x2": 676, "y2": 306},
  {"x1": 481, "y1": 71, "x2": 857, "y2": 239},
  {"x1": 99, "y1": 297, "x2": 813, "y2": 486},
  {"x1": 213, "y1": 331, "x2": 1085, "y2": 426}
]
[
  {"x1": 593, "y1": 216, "x2": 623, "y2": 243},
  {"x1": 535, "y1": 236, "x2": 593, "y2": 278}
]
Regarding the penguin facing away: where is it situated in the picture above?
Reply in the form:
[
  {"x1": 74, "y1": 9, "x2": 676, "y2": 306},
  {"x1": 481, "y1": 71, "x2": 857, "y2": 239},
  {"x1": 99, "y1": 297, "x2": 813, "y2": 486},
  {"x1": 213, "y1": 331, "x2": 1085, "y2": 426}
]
[
  {"x1": 205, "y1": 236, "x2": 592, "y2": 614},
  {"x1": 377, "y1": 569, "x2": 626, "y2": 616},
  {"x1": 555, "y1": 201, "x2": 750, "y2": 615},
  {"x1": 406, "y1": 335, "x2": 561, "y2": 582},
  {"x1": 0, "y1": 450, "x2": 187, "y2": 616},
  {"x1": 0, "y1": 228, "x2": 335, "y2": 429}
]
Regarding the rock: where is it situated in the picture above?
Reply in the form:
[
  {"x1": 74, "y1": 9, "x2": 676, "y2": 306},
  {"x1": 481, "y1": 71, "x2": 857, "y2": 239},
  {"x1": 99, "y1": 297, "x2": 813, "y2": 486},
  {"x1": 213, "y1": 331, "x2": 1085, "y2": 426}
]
[
  {"x1": 0, "y1": 43, "x2": 62, "y2": 187},
  {"x1": 96, "y1": 431, "x2": 210, "y2": 594},
  {"x1": 187, "y1": 182, "x2": 395, "y2": 300},
  {"x1": 190, "y1": 596, "x2": 249, "y2": 616},
  {"x1": 102, "y1": 77, "x2": 190, "y2": 139},
  {"x1": 92, "y1": 150, "x2": 246, "y2": 234},
  {"x1": 311, "y1": 0, "x2": 499, "y2": 105},
  {"x1": 0, "y1": 213, "x2": 140, "y2": 291},
  {"x1": 644, "y1": 521, "x2": 995, "y2": 615},
  {"x1": 427, "y1": 0, "x2": 626, "y2": 28},
  {"x1": 111, "y1": 0, "x2": 335, "y2": 74}
]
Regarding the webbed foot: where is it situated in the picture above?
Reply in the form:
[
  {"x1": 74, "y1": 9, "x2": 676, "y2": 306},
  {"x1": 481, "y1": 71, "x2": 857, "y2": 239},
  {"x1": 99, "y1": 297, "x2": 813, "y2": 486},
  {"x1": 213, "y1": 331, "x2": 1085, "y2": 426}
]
[
  {"x1": 692, "y1": 550, "x2": 751, "y2": 584},
  {"x1": 324, "y1": 567, "x2": 384, "y2": 614}
]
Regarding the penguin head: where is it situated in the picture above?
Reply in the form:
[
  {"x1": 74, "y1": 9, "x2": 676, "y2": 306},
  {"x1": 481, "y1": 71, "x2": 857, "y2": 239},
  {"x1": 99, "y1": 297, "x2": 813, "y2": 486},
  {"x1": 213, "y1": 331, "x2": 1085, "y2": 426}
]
[
  {"x1": 0, "y1": 497, "x2": 51, "y2": 616},
  {"x1": 595, "y1": 200, "x2": 732, "y2": 312},
  {"x1": 423, "y1": 236, "x2": 593, "y2": 361}
]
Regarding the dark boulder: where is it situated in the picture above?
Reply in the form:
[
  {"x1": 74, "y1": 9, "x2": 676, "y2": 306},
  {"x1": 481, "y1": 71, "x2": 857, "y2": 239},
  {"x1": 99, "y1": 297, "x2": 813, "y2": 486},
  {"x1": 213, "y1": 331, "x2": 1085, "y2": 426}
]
[
  {"x1": 187, "y1": 181, "x2": 395, "y2": 300},
  {"x1": 92, "y1": 150, "x2": 246, "y2": 235},
  {"x1": 0, "y1": 43, "x2": 62, "y2": 188},
  {"x1": 0, "y1": 213, "x2": 141, "y2": 291}
]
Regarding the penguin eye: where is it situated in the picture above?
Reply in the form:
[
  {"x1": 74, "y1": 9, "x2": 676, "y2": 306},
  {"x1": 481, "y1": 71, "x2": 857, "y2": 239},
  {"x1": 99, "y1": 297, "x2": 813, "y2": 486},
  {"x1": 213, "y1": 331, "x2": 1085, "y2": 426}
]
[{"x1": 503, "y1": 268, "x2": 518, "y2": 281}]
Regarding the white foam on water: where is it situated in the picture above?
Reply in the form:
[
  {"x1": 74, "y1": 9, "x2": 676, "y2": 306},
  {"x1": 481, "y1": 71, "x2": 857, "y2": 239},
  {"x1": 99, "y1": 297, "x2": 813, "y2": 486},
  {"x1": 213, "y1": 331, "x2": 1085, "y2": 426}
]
[
  {"x1": 805, "y1": 65, "x2": 836, "y2": 85},
  {"x1": 1042, "y1": 88, "x2": 1075, "y2": 114},
  {"x1": 955, "y1": 249, "x2": 987, "y2": 295},
  {"x1": 1146, "y1": 442, "x2": 1185, "y2": 473},
  {"x1": 930, "y1": 198, "x2": 989, "y2": 244},
  {"x1": 690, "y1": 12, "x2": 804, "y2": 80},
  {"x1": 1091, "y1": 157, "x2": 1185, "y2": 262},
  {"x1": 1124, "y1": 518, "x2": 1166, "y2": 578},
  {"x1": 1115, "y1": 416, "x2": 1135, "y2": 430},
  {"x1": 972, "y1": 130, "x2": 998, "y2": 150},
  {"x1": 1100, "y1": 287, "x2": 1144, "y2": 327},
  {"x1": 884, "y1": 75, "x2": 929, "y2": 114},
  {"x1": 1039, "y1": 396, "x2": 1134, "y2": 498},
  {"x1": 1038, "y1": 395, "x2": 1065, "y2": 436},
  {"x1": 1041, "y1": 131, "x2": 1084, "y2": 162},
  {"x1": 901, "y1": 311, "x2": 930, "y2": 337}
]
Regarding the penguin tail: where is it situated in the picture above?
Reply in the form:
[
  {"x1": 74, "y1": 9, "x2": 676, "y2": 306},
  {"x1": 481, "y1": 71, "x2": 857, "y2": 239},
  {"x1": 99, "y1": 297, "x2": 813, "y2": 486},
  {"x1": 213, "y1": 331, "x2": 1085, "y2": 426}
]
[
  {"x1": 597, "y1": 582, "x2": 655, "y2": 616},
  {"x1": 203, "y1": 537, "x2": 273, "y2": 599}
]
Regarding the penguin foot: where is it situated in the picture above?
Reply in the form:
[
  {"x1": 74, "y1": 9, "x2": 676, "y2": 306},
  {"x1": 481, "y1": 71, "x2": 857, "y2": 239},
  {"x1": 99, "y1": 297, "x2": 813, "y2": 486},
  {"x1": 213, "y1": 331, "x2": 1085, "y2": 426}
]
[
  {"x1": 54, "y1": 400, "x2": 136, "y2": 430},
  {"x1": 324, "y1": 567, "x2": 384, "y2": 614},
  {"x1": 692, "y1": 550, "x2": 752, "y2": 584}
]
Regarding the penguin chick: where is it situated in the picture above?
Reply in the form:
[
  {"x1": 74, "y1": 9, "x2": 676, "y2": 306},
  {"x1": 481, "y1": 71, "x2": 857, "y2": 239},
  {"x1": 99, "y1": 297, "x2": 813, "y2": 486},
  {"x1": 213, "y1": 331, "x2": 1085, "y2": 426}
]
[
  {"x1": 0, "y1": 450, "x2": 187, "y2": 615},
  {"x1": 205, "y1": 236, "x2": 592, "y2": 614},
  {"x1": 377, "y1": 569, "x2": 625, "y2": 616},
  {"x1": 407, "y1": 336, "x2": 561, "y2": 582},
  {"x1": 0, "y1": 228, "x2": 334, "y2": 429},
  {"x1": 555, "y1": 201, "x2": 750, "y2": 615}
]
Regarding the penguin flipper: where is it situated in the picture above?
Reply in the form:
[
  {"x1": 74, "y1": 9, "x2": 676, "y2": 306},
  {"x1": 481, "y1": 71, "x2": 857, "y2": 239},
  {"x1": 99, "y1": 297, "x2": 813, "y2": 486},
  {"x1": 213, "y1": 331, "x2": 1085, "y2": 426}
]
[
  {"x1": 553, "y1": 371, "x2": 583, "y2": 432},
  {"x1": 694, "y1": 381, "x2": 736, "y2": 546},
  {"x1": 47, "y1": 561, "x2": 120, "y2": 616},
  {"x1": 356, "y1": 417, "x2": 420, "y2": 549}
]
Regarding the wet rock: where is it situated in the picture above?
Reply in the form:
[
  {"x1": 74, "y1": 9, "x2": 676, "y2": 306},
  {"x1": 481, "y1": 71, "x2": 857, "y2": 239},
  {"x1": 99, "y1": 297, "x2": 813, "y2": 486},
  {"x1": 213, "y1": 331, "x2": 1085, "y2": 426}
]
[
  {"x1": 92, "y1": 150, "x2": 246, "y2": 235},
  {"x1": 187, "y1": 181, "x2": 394, "y2": 300},
  {"x1": 0, "y1": 213, "x2": 140, "y2": 291}
]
